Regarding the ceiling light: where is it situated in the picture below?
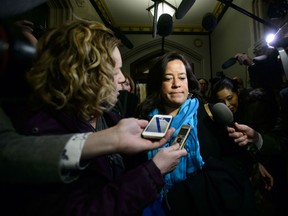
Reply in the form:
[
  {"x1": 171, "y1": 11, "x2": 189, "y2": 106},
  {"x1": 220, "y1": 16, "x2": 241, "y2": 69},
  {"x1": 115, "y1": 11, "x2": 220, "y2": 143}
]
[{"x1": 147, "y1": 1, "x2": 176, "y2": 21}]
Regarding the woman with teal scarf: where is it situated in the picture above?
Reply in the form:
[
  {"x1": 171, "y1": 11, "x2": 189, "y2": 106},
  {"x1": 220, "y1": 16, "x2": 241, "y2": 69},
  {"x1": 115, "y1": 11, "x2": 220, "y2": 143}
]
[{"x1": 137, "y1": 51, "x2": 205, "y2": 215}]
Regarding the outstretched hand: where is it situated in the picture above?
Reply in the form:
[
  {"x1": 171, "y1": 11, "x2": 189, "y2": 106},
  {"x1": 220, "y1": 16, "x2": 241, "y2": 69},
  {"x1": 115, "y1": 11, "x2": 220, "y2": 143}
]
[
  {"x1": 227, "y1": 122, "x2": 259, "y2": 146},
  {"x1": 82, "y1": 118, "x2": 176, "y2": 160},
  {"x1": 115, "y1": 118, "x2": 175, "y2": 154},
  {"x1": 234, "y1": 53, "x2": 253, "y2": 66}
]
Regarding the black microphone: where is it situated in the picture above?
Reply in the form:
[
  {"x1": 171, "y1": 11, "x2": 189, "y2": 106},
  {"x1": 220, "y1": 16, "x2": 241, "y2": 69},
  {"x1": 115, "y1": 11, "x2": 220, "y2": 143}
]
[
  {"x1": 202, "y1": 13, "x2": 217, "y2": 32},
  {"x1": 211, "y1": 103, "x2": 234, "y2": 126},
  {"x1": 222, "y1": 57, "x2": 237, "y2": 69},
  {"x1": 211, "y1": 103, "x2": 260, "y2": 162},
  {"x1": 157, "y1": 14, "x2": 173, "y2": 37}
]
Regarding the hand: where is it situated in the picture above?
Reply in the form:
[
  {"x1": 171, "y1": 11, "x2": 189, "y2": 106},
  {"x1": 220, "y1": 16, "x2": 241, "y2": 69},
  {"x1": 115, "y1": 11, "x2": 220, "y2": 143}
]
[
  {"x1": 82, "y1": 118, "x2": 175, "y2": 160},
  {"x1": 115, "y1": 118, "x2": 175, "y2": 154},
  {"x1": 152, "y1": 144, "x2": 187, "y2": 175},
  {"x1": 258, "y1": 163, "x2": 274, "y2": 191},
  {"x1": 227, "y1": 122, "x2": 259, "y2": 146},
  {"x1": 234, "y1": 53, "x2": 253, "y2": 66}
]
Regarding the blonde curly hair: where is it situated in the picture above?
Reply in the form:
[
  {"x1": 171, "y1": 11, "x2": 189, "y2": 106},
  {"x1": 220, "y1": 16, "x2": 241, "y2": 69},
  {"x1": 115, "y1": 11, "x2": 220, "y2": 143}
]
[{"x1": 27, "y1": 20, "x2": 120, "y2": 121}]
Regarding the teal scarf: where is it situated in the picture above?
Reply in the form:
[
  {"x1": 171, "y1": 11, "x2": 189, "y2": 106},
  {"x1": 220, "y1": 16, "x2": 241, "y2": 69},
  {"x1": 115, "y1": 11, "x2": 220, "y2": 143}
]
[{"x1": 148, "y1": 98, "x2": 204, "y2": 191}]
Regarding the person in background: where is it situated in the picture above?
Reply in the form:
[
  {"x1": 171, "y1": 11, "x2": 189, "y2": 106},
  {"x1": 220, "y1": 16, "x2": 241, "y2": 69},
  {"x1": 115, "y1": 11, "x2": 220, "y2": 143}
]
[
  {"x1": 4, "y1": 20, "x2": 187, "y2": 216},
  {"x1": 121, "y1": 72, "x2": 135, "y2": 93},
  {"x1": 211, "y1": 77, "x2": 286, "y2": 215},
  {"x1": 227, "y1": 119, "x2": 288, "y2": 216},
  {"x1": 234, "y1": 51, "x2": 287, "y2": 97},
  {"x1": 211, "y1": 77, "x2": 278, "y2": 133},
  {"x1": 197, "y1": 77, "x2": 210, "y2": 102},
  {"x1": 232, "y1": 76, "x2": 245, "y2": 91}
]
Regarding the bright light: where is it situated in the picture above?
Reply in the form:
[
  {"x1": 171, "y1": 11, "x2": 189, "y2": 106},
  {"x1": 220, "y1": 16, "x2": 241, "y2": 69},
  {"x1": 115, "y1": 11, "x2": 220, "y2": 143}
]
[
  {"x1": 149, "y1": 2, "x2": 176, "y2": 21},
  {"x1": 265, "y1": 33, "x2": 276, "y2": 44}
]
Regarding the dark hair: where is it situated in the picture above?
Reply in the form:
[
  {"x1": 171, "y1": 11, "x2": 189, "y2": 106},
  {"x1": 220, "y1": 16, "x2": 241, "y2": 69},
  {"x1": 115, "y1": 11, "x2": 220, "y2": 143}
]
[
  {"x1": 198, "y1": 78, "x2": 208, "y2": 85},
  {"x1": 137, "y1": 51, "x2": 199, "y2": 118},
  {"x1": 211, "y1": 77, "x2": 238, "y2": 103}
]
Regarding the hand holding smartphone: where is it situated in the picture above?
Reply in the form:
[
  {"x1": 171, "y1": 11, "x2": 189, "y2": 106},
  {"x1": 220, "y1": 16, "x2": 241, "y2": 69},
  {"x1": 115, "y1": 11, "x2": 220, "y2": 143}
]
[
  {"x1": 142, "y1": 114, "x2": 173, "y2": 139},
  {"x1": 172, "y1": 124, "x2": 191, "y2": 149}
]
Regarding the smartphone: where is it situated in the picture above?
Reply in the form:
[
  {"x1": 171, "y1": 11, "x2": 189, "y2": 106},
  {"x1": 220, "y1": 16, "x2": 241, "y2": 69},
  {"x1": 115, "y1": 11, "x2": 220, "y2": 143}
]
[
  {"x1": 142, "y1": 114, "x2": 173, "y2": 139},
  {"x1": 172, "y1": 124, "x2": 191, "y2": 149}
]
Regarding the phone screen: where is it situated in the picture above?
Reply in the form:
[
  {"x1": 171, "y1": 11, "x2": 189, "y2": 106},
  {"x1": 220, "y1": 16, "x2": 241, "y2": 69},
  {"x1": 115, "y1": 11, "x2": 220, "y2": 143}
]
[
  {"x1": 178, "y1": 127, "x2": 190, "y2": 136},
  {"x1": 145, "y1": 116, "x2": 171, "y2": 133}
]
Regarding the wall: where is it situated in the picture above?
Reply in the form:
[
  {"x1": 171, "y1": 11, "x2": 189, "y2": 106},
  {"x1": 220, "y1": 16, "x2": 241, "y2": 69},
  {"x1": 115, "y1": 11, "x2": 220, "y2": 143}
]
[
  {"x1": 211, "y1": 0, "x2": 255, "y2": 88},
  {"x1": 120, "y1": 34, "x2": 211, "y2": 80},
  {"x1": 210, "y1": 0, "x2": 277, "y2": 88}
]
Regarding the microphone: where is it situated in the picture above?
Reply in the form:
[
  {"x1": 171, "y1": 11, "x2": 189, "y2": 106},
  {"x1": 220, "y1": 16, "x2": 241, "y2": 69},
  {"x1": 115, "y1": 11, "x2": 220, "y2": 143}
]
[
  {"x1": 202, "y1": 13, "x2": 217, "y2": 32},
  {"x1": 157, "y1": 14, "x2": 173, "y2": 37},
  {"x1": 211, "y1": 103, "x2": 260, "y2": 162},
  {"x1": 222, "y1": 57, "x2": 237, "y2": 69},
  {"x1": 211, "y1": 103, "x2": 234, "y2": 126}
]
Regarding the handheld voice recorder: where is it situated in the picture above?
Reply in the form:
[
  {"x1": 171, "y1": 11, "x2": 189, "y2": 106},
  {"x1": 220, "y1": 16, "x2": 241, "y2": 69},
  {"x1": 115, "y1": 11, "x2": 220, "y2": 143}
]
[{"x1": 172, "y1": 124, "x2": 191, "y2": 149}]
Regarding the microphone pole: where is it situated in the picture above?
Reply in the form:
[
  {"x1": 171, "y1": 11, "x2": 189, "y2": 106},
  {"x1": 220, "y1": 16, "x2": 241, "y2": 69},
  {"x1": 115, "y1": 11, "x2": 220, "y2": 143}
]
[{"x1": 217, "y1": 0, "x2": 278, "y2": 31}]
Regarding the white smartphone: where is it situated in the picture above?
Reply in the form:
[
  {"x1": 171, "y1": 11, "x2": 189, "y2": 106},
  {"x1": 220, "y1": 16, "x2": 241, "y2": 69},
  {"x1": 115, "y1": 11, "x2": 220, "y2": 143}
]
[
  {"x1": 172, "y1": 124, "x2": 191, "y2": 149},
  {"x1": 142, "y1": 114, "x2": 173, "y2": 139}
]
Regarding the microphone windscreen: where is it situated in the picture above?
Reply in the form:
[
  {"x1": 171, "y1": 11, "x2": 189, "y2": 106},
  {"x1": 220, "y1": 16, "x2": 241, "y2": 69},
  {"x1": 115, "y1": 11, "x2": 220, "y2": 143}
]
[
  {"x1": 211, "y1": 103, "x2": 234, "y2": 126},
  {"x1": 202, "y1": 13, "x2": 217, "y2": 32},
  {"x1": 157, "y1": 14, "x2": 173, "y2": 37},
  {"x1": 222, "y1": 57, "x2": 237, "y2": 69}
]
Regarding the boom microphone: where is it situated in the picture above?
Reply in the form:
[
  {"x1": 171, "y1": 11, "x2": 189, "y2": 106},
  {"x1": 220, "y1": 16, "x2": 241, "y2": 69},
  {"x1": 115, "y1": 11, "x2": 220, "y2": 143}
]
[
  {"x1": 202, "y1": 13, "x2": 217, "y2": 32},
  {"x1": 157, "y1": 14, "x2": 173, "y2": 37}
]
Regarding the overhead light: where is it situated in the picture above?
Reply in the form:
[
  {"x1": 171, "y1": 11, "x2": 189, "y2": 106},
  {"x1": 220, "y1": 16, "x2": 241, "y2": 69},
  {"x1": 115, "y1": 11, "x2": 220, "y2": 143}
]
[
  {"x1": 147, "y1": 1, "x2": 176, "y2": 21},
  {"x1": 265, "y1": 33, "x2": 276, "y2": 45}
]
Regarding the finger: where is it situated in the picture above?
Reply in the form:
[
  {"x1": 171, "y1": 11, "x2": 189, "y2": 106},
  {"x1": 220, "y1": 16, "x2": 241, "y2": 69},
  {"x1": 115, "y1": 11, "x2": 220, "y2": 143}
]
[
  {"x1": 159, "y1": 128, "x2": 175, "y2": 145},
  {"x1": 137, "y1": 119, "x2": 149, "y2": 128},
  {"x1": 170, "y1": 143, "x2": 180, "y2": 150},
  {"x1": 168, "y1": 144, "x2": 187, "y2": 157},
  {"x1": 227, "y1": 126, "x2": 235, "y2": 133}
]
